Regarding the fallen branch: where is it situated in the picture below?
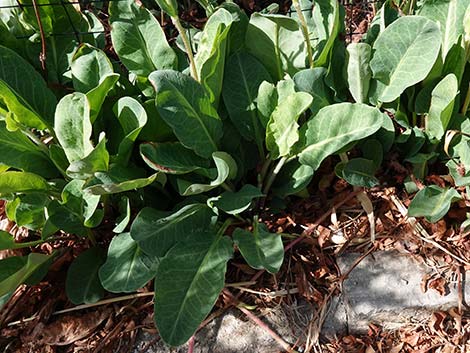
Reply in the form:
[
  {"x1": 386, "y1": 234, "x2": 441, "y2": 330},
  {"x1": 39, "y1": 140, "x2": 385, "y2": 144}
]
[{"x1": 7, "y1": 292, "x2": 155, "y2": 327}]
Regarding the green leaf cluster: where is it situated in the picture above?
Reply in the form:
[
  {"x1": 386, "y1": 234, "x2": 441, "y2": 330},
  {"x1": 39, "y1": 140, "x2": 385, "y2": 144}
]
[{"x1": 1, "y1": 0, "x2": 469, "y2": 347}]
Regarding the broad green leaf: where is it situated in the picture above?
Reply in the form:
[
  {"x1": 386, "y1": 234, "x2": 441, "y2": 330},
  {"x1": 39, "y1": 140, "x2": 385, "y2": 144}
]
[
  {"x1": 465, "y1": 5, "x2": 470, "y2": 43},
  {"x1": 154, "y1": 231, "x2": 233, "y2": 346},
  {"x1": 177, "y1": 152, "x2": 237, "y2": 196},
  {"x1": 222, "y1": 52, "x2": 271, "y2": 142},
  {"x1": 310, "y1": 0, "x2": 341, "y2": 67},
  {"x1": 195, "y1": 8, "x2": 234, "y2": 106},
  {"x1": 11, "y1": 193, "x2": 49, "y2": 230},
  {"x1": 360, "y1": 139, "x2": 384, "y2": 168},
  {"x1": 442, "y1": 43, "x2": 466, "y2": 85},
  {"x1": 345, "y1": 43, "x2": 372, "y2": 103},
  {"x1": 0, "y1": 231, "x2": 20, "y2": 250},
  {"x1": 43, "y1": 34, "x2": 81, "y2": 87},
  {"x1": 66, "y1": 247, "x2": 105, "y2": 304},
  {"x1": 20, "y1": 0, "x2": 83, "y2": 35},
  {"x1": 233, "y1": 222, "x2": 283, "y2": 274},
  {"x1": 67, "y1": 136, "x2": 109, "y2": 180},
  {"x1": 0, "y1": 45, "x2": 56, "y2": 130},
  {"x1": 454, "y1": 138, "x2": 470, "y2": 171},
  {"x1": 5, "y1": 198, "x2": 18, "y2": 222},
  {"x1": 84, "y1": 165, "x2": 163, "y2": 195},
  {"x1": 155, "y1": 0, "x2": 178, "y2": 17},
  {"x1": 55, "y1": 93, "x2": 93, "y2": 163},
  {"x1": 140, "y1": 142, "x2": 210, "y2": 174},
  {"x1": 211, "y1": 184, "x2": 264, "y2": 215},
  {"x1": 276, "y1": 78, "x2": 297, "y2": 102},
  {"x1": 0, "y1": 253, "x2": 51, "y2": 297},
  {"x1": 83, "y1": 10, "x2": 106, "y2": 48},
  {"x1": 362, "y1": 2, "x2": 399, "y2": 45},
  {"x1": 341, "y1": 158, "x2": 379, "y2": 188},
  {"x1": 447, "y1": 160, "x2": 470, "y2": 186},
  {"x1": 405, "y1": 152, "x2": 438, "y2": 180},
  {"x1": 71, "y1": 44, "x2": 114, "y2": 93},
  {"x1": 415, "y1": 78, "x2": 440, "y2": 114},
  {"x1": 271, "y1": 160, "x2": 314, "y2": 197},
  {"x1": 293, "y1": 68, "x2": 332, "y2": 115},
  {"x1": 426, "y1": 74, "x2": 459, "y2": 142},
  {"x1": 49, "y1": 144, "x2": 69, "y2": 176},
  {"x1": 396, "y1": 126, "x2": 427, "y2": 158},
  {"x1": 113, "y1": 196, "x2": 131, "y2": 233},
  {"x1": 99, "y1": 233, "x2": 159, "y2": 293},
  {"x1": 299, "y1": 103, "x2": 385, "y2": 171},
  {"x1": 451, "y1": 119, "x2": 470, "y2": 171},
  {"x1": 0, "y1": 121, "x2": 58, "y2": 178},
  {"x1": 149, "y1": 70, "x2": 223, "y2": 158},
  {"x1": 0, "y1": 256, "x2": 26, "y2": 297},
  {"x1": 246, "y1": 14, "x2": 306, "y2": 80},
  {"x1": 257, "y1": 81, "x2": 278, "y2": 128},
  {"x1": 114, "y1": 97, "x2": 147, "y2": 165},
  {"x1": 47, "y1": 200, "x2": 90, "y2": 237},
  {"x1": 139, "y1": 99, "x2": 174, "y2": 142},
  {"x1": 408, "y1": 185, "x2": 461, "y2": 222},
  {"x1": 418, "y1": 0, "x2": 470, "y2": 58},
  {"x1": 61, "y1": 179, "x2": 102, "y2": 227},
  {"x1": 131, "y1": 204, "x2": 214, "y2": 257},
  {"x1": 0, "y1": 171, "x2": 49, "y2": 194},
  {"x1": 109, "y1": 0, "x2": 177, "y2": 76},
  {"x1": 219, "y1": 3, "x2": 249, "y2": 54},
  {"x1": 86, "y1": 74, "x2": 120, "y2": 123},
  {"x1": 325, "y1": 39, "x2": 348, "y2": 101},
  {"x1": 369, "y1": 16, "x2": 441, "y2": 103},
  {"x1": 266, "y1": 92, "x2": 313, "y2": 159}
]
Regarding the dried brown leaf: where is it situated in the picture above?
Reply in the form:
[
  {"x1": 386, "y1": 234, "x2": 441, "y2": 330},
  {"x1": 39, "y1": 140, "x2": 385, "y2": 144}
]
[
  {"x1": 25, "y1": 309, "x2": 111, "y2": 346},
  {"x1": 428, "y1": 278, "x2": 447, "y2": 296}
]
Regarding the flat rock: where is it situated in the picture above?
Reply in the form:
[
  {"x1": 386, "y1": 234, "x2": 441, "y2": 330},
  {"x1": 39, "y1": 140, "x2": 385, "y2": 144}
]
[
  {"x1": 133, "y1": 303, "x2": 312, "y2": 353},
  {"x1": 135, "y1": 251, "x2": 469, "y2": 351},
  {"x1": 324, "y1": 251, "x2": 469, "y2": 337}
]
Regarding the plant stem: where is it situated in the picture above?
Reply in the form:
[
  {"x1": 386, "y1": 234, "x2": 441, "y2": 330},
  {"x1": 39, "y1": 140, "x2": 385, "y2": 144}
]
[
  {"x1": 292, "y1": 0, "x2": 314, "y2": 68},
  {"x1": 188, "y1": 336, "x2": 195, "y2": 353},
  {"x1": 262, "y1": 156, "x2": 287, "y2": 195},
  {"x1": 87, "y1": 229, "x2": 97, "y2": 246},
  {"x1": 172, "y1": 16, "x2": 199, "y2": 81},
  {"x1": 257, "y1": 157, "x2": 272, "y2": 189},
  {"x1": 461, "y1": 82, "x2": 470, "y2": 115},
  {"x1": 31, "y1": 0, "x2": 47, "y2": 73},
  {"x1": 21, "y1": 129, "x2": 49, "y2": 155},
  {"x1": 9, "y1": 235, "x2": 79, "y2": 250},
  {"x1": 218, "y1": 218, "x2": 232, "y2": 236},
  {"x1": 221, "y1": 182, "x2": 235, "y2": 193}
]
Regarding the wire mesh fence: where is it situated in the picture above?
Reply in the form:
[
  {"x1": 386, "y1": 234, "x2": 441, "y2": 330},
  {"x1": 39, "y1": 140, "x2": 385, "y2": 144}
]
[{"x1": 2, "y1": 0, "x2": 380, "y2": 43}]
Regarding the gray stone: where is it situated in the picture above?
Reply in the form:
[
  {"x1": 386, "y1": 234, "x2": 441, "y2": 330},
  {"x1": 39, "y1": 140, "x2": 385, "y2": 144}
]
[
  {"x1": 133, "y1": 303, "x2": 313, "y2": 353},
  {"x1": 323, "y1": 251, "x2": 469, "y2": 337},
  {"x1": 135, "y1": 251, "x2": 469, "y2": 351}
]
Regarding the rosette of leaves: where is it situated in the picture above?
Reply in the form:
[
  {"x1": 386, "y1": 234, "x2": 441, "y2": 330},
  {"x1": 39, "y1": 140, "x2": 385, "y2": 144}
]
[{"x1": 1, "y1": 0, "x2": 468, "y2": 348}]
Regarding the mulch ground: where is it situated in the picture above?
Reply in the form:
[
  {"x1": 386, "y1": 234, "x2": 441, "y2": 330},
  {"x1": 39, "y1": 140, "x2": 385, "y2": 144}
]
[{"x1": 1, "y1": 1, "x2": 470, "y2": 353}]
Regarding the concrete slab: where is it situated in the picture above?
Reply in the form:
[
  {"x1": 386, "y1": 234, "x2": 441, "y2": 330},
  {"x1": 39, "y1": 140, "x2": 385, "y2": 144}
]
[
  {"x1": 133, "y1": 303, "x2": 312, "y2": 353},
  {"x1": 134, "y1": 251, "x2": 469, "y2": 351},
  {"x1": 324, "y1": 251, "x2": 469, "y2": 337}
]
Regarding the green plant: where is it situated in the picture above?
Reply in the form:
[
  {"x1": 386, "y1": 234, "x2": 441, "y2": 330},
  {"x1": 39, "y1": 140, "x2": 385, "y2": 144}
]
[{"x1": 0, "y1": 0, "x2": 469, "y2": 347}]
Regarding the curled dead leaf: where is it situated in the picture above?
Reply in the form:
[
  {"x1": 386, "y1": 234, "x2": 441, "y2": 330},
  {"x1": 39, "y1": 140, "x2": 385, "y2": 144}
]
[
  {"x1": 25, "y1": 309, "x2": 111, "y2": 346},
  {"x1": 428, "y1": 277, "x2": 447, "y2": 296}
]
